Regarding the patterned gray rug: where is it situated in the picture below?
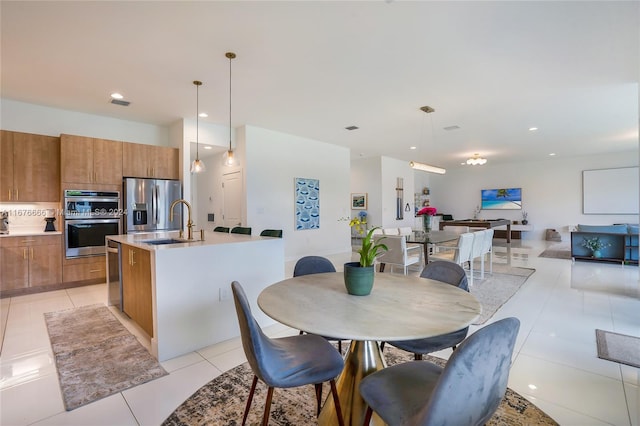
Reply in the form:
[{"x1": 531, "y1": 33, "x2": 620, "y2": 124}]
[
  {"x1": 44, "y1": 304, "x2": 168, "y2": 411},
  {"x1": 162, "y1": 346, "x2": 558, "y2": 426},
  {"x1": 596, "y1": 329, "x2": 640, "y2": 368},
  {"x1": 469, "y1": 266, "x2": 535, "y2": 324}
]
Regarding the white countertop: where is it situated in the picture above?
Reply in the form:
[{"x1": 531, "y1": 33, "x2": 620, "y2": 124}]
[
  {"x1": 107, "y1": 230, "x2": 277, "y2": 250},
  {"x1": 0, "y1": 227, "x2": 62, "y2": 237}
]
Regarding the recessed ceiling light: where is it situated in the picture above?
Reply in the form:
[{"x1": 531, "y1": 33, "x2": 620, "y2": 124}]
[
  {"x1": 529, "y1": 127, "x2": 538, "y2": 131},
  {"x1": 345, "y1": 125, "x2": 359, "y2": 131},
  {"x1": 409, "y1": 146, "x2": 417, "y2": 150},
  {"x1": 203, "y1": 146, "x2": 212, "y2": 150},
  {"x1": 549, "y1": 153, "x2": 556, "y2": 156},
  {"x1": 199, "y1": 113, "x2": 208, "y2": 118},
  {"x1": 110, "y1": 93, "x2": 124, "y2": 100},
  {"x1": 528, "y1": 384, "x2": 538, "y2": 390}
]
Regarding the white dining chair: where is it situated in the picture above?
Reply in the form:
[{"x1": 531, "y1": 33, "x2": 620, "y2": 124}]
[
  {"x1": 429, "y1": 232, "x2": 475, "y2": 285},
  {"x1": 480, "y1": 229, "x2": 494, "y2": 278},
  {"x1": 469, "y1": 230, "x2": 486, "y2": 285},
  {"x1": 398, "y1": 226, "x2": 424, "y2": 264},
  {"x1": 374, "y1": 235, "x2": 420, "y2": 275},
  {"x1": 382, "y1": 227, "x2": 400, "y2": 236}
]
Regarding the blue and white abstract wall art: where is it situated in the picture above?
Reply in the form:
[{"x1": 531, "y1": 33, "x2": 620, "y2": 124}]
[{"x1": 295, "y1": 177, "x2": 320, "y2": 230}]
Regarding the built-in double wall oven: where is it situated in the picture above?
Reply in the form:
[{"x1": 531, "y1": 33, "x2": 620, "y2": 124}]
[{"x1": 64, "y1": 190, "x2": 122, "y2": 258}]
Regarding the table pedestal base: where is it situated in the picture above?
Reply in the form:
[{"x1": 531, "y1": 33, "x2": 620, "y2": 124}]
[{"x1": 318, "y1": 340, "x2": 387, "y2": 426}]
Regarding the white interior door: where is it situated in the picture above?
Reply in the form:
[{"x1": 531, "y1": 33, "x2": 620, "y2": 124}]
[{"x1": 222, "y1": 171, "x2": 243, "y2": 227}]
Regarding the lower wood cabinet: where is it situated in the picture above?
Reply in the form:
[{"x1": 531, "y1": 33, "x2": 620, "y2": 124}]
[
  {"x1": 0, "y1": 235, "x2": 62, "y2": 292},
  {"x1": 62, "y1": 256, "x2": 106, "y2": 283},
  {"x1": 121, "y1": 244, "x2": 153, "y2": 337}
]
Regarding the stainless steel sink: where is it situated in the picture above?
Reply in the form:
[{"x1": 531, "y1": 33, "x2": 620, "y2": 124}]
[{"x1": 143, "y1": 238, "x2": 188, "y2": 245}]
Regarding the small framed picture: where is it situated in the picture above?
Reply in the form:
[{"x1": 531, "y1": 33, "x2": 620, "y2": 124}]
[{"x1": 351, "y1": 193, "x2": 367, "y2": 210}]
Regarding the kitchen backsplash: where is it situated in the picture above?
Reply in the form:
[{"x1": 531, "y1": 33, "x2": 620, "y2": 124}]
[{"x1": 0, "y1": 202, "x2": 62, "y2": 232}]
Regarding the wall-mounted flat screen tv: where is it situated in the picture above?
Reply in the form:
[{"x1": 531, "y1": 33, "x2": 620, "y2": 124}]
[{"x1": 481, "y1": 188, "x2": 522, "y2": 210}]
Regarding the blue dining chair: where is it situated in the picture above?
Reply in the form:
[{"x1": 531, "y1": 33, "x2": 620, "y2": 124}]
[
  {"x1": 382, "y1": 261, "x2": 470, "y2": 360},
  {"x1": 360, "y1": 317, "x2": 520, "y2": 426},
  {"x1": 293, "y1": 256, "x2": 344, "y2": 353},
  {"x1": 231, "y1": 281, "x2": 345, "y2": 426}
]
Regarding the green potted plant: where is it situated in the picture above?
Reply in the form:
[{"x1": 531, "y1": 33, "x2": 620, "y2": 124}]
[
  {"x1": 582, "y1": 236, "x2": 611, "y2": 258},
  {"x1": 345, "y1": 219, "x2": 387, "y2": 295}
]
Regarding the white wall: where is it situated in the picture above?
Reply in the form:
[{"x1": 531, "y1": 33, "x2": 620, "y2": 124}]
[
  {"x1": 350, "y1": 157, "x2": 381, "y2": 226},
  {"x1": 351, "y1": 156, "x2": 416, "y2": 230},
  {"x1": 431, "y1": 151, "x2": 639, "y2": 240},
  {"x1": 243, "y1": 125, "x2": 351, "y2": 259},
  {"x1": 380, "y1": 156, "x2": 415, "y2": 229},
  {"x1": 1, "y1": 99, "x2": 169, "y2": 145}
]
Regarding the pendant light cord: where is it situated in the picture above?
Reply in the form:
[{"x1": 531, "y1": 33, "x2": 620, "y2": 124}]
[
  {"x1": 229, "y1": 54, "x2": 232, "y2": 151},
  {"x1": 196, "y1": 83, "x2": 200, "y2": 159}
]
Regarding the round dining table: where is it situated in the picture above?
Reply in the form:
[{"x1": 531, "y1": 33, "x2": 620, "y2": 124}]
[{"x1": 258, "y1": 271, "x2": 481, "y2": 425}]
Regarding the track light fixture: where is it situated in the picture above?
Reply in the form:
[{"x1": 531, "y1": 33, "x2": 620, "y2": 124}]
[{"x1": 409, "y1": 106, "x2": 446, "y2": 175}]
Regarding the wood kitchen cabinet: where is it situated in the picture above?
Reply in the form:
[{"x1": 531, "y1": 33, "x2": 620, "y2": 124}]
[
  {"x1": 122, "y1": 142, "x2": 179, "y2": 179},
  {"x1": 62, "y1": 255, "x2": 106, "y2": 284},
  {"x1": 121, "y1": 244, "x2": 153, "y2": 337},
  {"x1": 1, "y1": 130, "x2": 60, "y2": 202},
  {"x1": 0, "y1": 235, "x2": 62, "y2": 292},
  {"x1": 60, "y1": 134, "x2": 123, "y2": 185}
]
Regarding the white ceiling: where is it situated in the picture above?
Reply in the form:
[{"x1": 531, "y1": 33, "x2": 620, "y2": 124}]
[{"x1": 2, "y1": 1, "x2": 638, "y2": 170}]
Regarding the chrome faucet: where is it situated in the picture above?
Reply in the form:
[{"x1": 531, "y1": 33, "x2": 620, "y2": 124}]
[{"x1": 170, "y1": 199, "x2": 194, "y2": 240}]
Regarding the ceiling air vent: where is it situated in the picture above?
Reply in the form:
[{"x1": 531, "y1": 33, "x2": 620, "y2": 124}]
[
  {"x1": 443, "y1": 125, "x2": 460, "y2": 131},
  {"x1": 110, "y1": 98, "x2": 130, "y2": 106},
  {"x1": 345, "y1": 125, "x2": 359, "y2": 131}
]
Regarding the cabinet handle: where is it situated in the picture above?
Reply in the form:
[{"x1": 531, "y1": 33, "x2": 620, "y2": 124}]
[
  {"x1": 8, "y1": 190, "x2": 12, "y2": 200},
  {"x1": 131, "y1": 250, "x2": 136, "y2": 265},
  {"x1": 21, "y1": 239, "x2": 36, "y2": 243},
  {"x1": 23, "y1": 248, "x2": 27, "y2": 259},
  {"x1": 89, "y1": 269, "x2": 102, "y2": 273},
  {"x1": 30, "y1": 248, "x2": 33, "y2": 259}
]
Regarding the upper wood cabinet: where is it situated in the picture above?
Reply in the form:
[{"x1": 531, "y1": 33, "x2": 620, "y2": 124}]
[
  {"x1": 0, "y1": 130, "x2": 60, "y2": 202},
  {"x1": 123, "y1": 142, "x2": 179, "y2": 180},
  {"x1": 60, "y1": 134, "x2": 122, "y2": 185}
]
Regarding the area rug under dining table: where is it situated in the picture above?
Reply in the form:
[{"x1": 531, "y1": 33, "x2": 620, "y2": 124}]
[
  {"x1": 469, "y1": 265, "x2": 536, "y2": 324},
  {"x1": 162, "y1": 345, "x2": 558, "y2": 425}
]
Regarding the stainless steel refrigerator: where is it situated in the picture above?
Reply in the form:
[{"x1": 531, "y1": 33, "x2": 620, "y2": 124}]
[{"x1": 123, "y1": 178, "x2": 182, "y2": 233}]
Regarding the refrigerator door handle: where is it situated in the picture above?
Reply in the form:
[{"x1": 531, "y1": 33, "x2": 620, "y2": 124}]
[
  {"x1": 155, "y1": 184, "x2": 160, "y2": 225},
  {"x1": 152, "y1": 185, "x2": 157, "y2": 225}
]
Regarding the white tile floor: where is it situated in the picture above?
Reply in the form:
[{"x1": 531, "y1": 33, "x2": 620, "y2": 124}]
[{"x1": 1, "y1": 239, "x2": 638, "y2": 425}]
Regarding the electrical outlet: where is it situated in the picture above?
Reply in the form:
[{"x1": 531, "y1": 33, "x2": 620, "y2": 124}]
[{"x1": 219, "y1": 287, "x2": 231, "y2": 301}]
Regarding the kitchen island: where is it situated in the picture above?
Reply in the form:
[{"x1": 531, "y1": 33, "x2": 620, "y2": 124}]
[{"x1": 106, "y1": 231, "x2": 284, "y2": 361}]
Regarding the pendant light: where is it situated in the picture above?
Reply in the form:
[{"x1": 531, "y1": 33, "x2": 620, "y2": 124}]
[
  {"x1": 409, "y1": 106, "x2": 446, "y2": 174},
  {"x1": 224, "y1": 52, "x2": 236, "y2": 166},
  {"x1": 190, "y1": 80, "x2": 205, "y2": 173}
]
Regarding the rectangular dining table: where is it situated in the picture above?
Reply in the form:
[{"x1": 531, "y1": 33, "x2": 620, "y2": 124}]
[
  {"x1": 257, "y1": 272, "x2": 481, "y2": 425},
  {"x1": 439, "y1": 218, "x2": 512, "y2": 242},
  {"x1": 407, "y1": 230, "x2": 461, "y2": 263}
]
